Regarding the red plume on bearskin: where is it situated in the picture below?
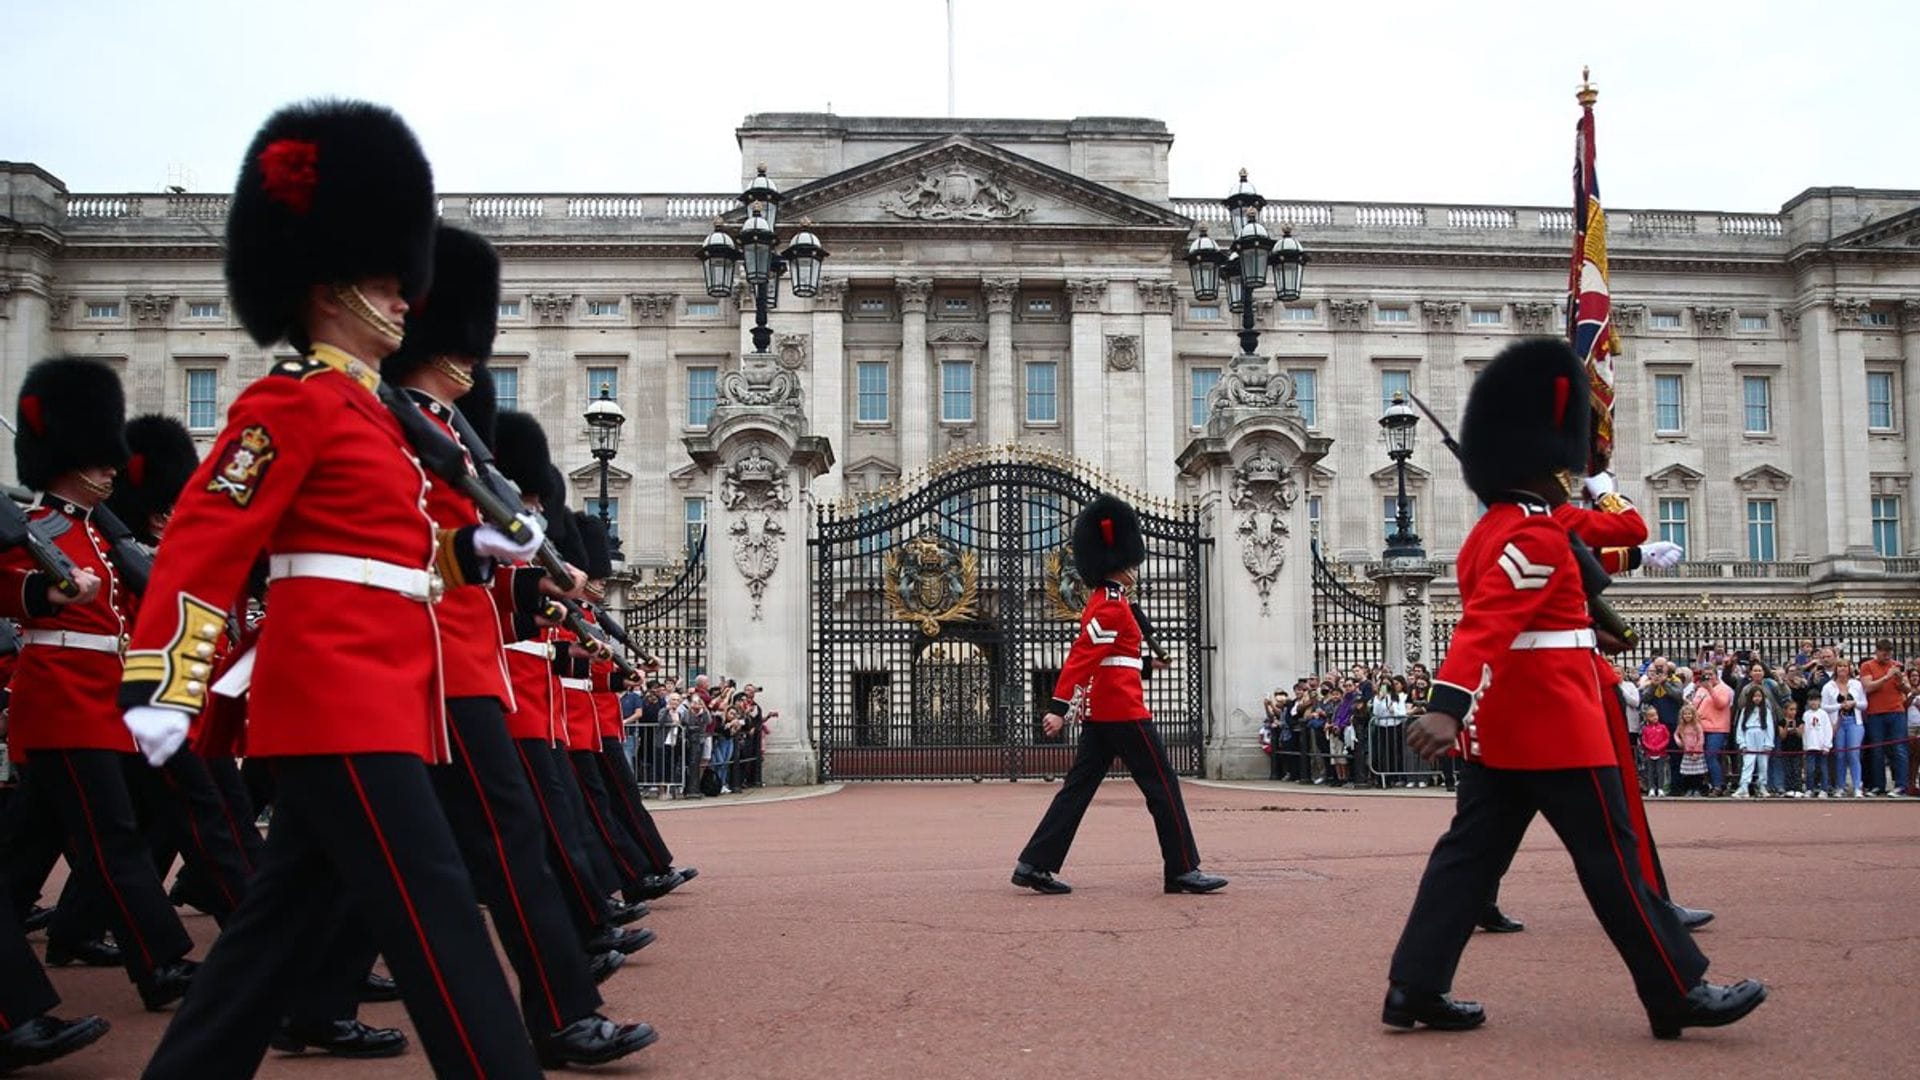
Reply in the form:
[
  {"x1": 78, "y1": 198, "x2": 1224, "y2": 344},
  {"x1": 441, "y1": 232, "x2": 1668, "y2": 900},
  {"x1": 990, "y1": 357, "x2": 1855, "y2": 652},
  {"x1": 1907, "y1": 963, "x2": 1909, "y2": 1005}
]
[
  {"x1": 1456, "y1": 337, "x2": 1591, "y2": 502},
  {"x1": 1071, "y1": 494, "x2": 1147, "y2": 586},
  {"x1": 225, "y1": 99, "x2": 436, "y2": 348},
  {"x1": 106, "y1": 415, "x2": 201, "y2": 543},
  {"x1": 13, "y1": 357, "x2": 128, "y2": 491}
]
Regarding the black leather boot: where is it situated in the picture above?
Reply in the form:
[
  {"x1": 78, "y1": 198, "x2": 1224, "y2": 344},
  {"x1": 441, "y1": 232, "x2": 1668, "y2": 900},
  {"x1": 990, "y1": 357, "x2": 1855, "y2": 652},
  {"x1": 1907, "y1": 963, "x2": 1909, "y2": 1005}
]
[
  {"x1": 137, "y1": 958, "x2": 199, "y2": 1012},
  {"x1": 536, "y1": 1014, "x2": 658, "y2": 1069},
  {"x1": 1476, "y1": 906, "x2": 1525, "y2": 933},
  {"x1": 46, "y1": 934, "x2": 122, "y2": 967},
  {"x1": 1381, "y1": 984, "x2": 1487, "y2": 1030},
  {"x1": 21, "y1": 905, "x2": 54, "y2": 934},
  {"x1": 607, "y1": 898, "x2": 650, "y2": 925},
  {"x1": 1647, "y1": 979, "x2": 1766, "y2": 1039},
  {"x1": 1164, "y1": 870, "x2": 1228, "y2": 894},
  {"x1": 1011, "y1": 863, "x2": 1071, "y2": 894},
  {"x1": 270, "y1": 1019, "x2": 409, "y2": 1058},
  {"x1": 0, "y1": 1014, "x2": 110, "y2": 1072},
  {"x1": 358, "y1": 971, "x2": 401, "y2": 1002},
  {"x1": 587, "y1": 949, "x2": 626, "y2": 984},
  {"x1": 1668, "y1": 901, "x2": 1715, "y2": 931},
  {"x1": 587, "y1": 926, "x2": 655, "y2": 955}
]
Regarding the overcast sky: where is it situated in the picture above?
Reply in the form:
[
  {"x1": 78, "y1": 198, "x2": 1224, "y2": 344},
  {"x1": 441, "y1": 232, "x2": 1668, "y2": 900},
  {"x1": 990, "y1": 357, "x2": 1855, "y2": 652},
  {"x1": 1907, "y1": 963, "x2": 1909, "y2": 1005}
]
[{"x1": 4, "y1": 0, "x2": 1912, "y2": 212}]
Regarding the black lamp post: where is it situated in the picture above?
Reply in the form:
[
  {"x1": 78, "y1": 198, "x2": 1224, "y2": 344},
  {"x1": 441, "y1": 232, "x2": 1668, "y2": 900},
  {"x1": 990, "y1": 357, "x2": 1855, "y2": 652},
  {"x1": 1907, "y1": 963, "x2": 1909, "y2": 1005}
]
[
  {"x1": 1380, "y1": 392, "x2": 1423, "y2": 559},
  {"x1": 696, "y1": 164, "x2": 829, "y2": 357},
  {"x1": 1182, "y1": 168, "x2": 1309, "y2": 360},
  {"x1": 584, "y1": 385, "x2": 626, "y2": 535}
]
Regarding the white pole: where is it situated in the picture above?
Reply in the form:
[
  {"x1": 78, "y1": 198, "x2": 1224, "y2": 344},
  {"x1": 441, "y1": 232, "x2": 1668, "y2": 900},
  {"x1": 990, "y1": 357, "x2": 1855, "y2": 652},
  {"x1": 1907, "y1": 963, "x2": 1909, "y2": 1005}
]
[{"x1": 946, "y1": 0, "x2": 956, "y2": 117}]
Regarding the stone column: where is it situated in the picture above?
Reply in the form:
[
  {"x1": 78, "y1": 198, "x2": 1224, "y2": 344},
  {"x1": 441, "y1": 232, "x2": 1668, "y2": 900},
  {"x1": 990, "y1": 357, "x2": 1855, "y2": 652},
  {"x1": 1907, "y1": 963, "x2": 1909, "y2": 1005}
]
[
  {"x1": 1067, "y1": 279, "x2": 1107, "y2": 464},
  {"x1": 1139, "y1": 280, "x2": 1177, "y2": 497},
  {"x1": 896, "y1": 277, "x2": 933, "y2": 471},
  {"x1": 809, "y1": 278, "x2": 849, "y2": 501},
  {"x1": 0, "y1": 163, "x2": 67, "y2": 483},
  {"x1": 1367, "y1": 561, "x2": 1437, "y2": 675},
  {"x1": 684, "y1": 349, "x2": 834, "y2": 786},
  {"x1": 982, "y1": 277, "x2": 1018, "y2": 444},
  {"x1": 1901, "y1": 300, "x2": 1920, "y2": 552},
  {"x1": 1177, "y1": 353, "x2": 1329, "y2": 778}
]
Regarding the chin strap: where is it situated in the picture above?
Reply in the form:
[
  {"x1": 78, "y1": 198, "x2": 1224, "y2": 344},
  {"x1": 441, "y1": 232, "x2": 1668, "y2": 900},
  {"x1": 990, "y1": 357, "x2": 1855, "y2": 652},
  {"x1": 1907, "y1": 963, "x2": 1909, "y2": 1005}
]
[
  {"x1": 80, "y1": 474, "x2": 115, "y2": 500},
  {"x1": 331, "y1": 283, "x2": 405, "y2": 346},
  {"x1": 430, "y1": 357, "x2": 477, "y2": 391}
]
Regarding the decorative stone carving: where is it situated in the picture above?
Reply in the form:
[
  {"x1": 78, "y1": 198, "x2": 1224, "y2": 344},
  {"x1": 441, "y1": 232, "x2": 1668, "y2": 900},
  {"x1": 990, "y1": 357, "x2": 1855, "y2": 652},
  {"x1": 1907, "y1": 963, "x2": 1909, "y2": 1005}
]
[
  {"x1": 1207, "y1": 354, "x2": 1296, "y2": 418},
  {"x1": 1421, "y1": 300, "x2": 1461, "y2": 329},
  {"x1": 129, "y1": 293, "x2": 174, "y2": 326},
  {"x1": 1229, "y1": 444, "x2": 1300, "y2": 615},
  {"x1": 882, "y1": 162, "x2": 1031, "y2": 221},
  {"x1": 1513, "y1": 301, "x2": 1558, "y2": 333},
  {"x1": 775, "y1": 333, "x2": 810, "y2": 371},
  {"x1": 717, "y1": 348, "x2": 804, "y2": 410},
  {"x1": 1901, "y1": 299, "x2": 1920, "y2": 330},
  {"x1": 813, "y1": 277, "x2": 850, "y2": 311},
  {"x1": 1734, "y1": 464, "x2": 1792, "y2": 493},
  {"x1": 1611, "y1": 305, "x2": 1645, "y2": 334},
  {"x1": 1105, "y1": 334, "x2": 1140, "y2": 372},
  {"x1": 1066, "y1": 279, "x2": 1106, "y2": 313},
  {"x1": 529, "y1": 293, "x2": 574, "y2": 324},
  {"x1": 931, "y1": 326, "x2": 986, "y2": 345},
  {"x1": 721, "y1": 445, "x2": 793, "y2": 619},
  {"x1": 981, "y1": 278, "x2": 1019, "y2": 314},
  {"x1": 895, "y1": 277, "x2": 933, "y2": 314},
  {"x1": 628, "y1": 292, "x2": 674, "y2": 321},
  {"x1": 1400, "y1": 577, "x2": 1427, "y2": 664},
  {"x1": 1138, "y1": 280, "x2": 1177, "y2": 314},
  {"x1": 1690, "y1": 305, "x2": 1733, "y2": 336},
  {"x1": 1830, "y1": 296, "x2": 1871, "y2": 325},
  {"x1": 1646, "y1": 463, "x2": 1705, "y2": 493},
  {"x1": 1326, "y1": 298, "x2": 1368, "y2": 327},
  {"x1": 1779, "y1": 308, "x2": 1802, "y2": 334},
  {"x1": 0, "y1": 278, "x2": 11, "y2": 319},
  {"x1": 49, "y1": 295, "x2": 73, "y2": 324}
]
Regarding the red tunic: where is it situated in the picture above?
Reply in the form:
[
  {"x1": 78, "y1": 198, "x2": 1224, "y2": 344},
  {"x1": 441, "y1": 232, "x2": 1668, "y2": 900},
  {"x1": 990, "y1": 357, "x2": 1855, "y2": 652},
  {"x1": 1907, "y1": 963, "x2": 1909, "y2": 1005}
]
[
  {"x1": 121, "y1": 346, "x2": 451, "y2": 762},
  {"x1": 1429, "y1": 500, "x2": 1614, "y2": 770},
  {"x1": 1049, "y1": 582, "x2": 1150, "y2": 722},
  {"x1": 410, "y1": 390, "x2": 513, "y2": 709},
  {"x1": 0, "y1": 501, "x2": 134, "y2": 753},
  {"x1": 493, "y1": 566, "x2": 560, "y2": 744}
]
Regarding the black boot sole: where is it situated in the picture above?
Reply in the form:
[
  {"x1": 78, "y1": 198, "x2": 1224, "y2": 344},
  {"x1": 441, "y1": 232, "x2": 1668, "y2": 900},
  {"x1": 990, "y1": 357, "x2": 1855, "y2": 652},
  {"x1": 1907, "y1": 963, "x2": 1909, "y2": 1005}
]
[
  {"x1": 1163, "y1": 880, "x2": 1227, "y2": 894},
  {"x1": 1010, "y1": 874, "x2": 1070, "y2": 895},
  {"x1": 1381, "y1": 1006, "x2": 1486, "y2": 1031},
  {"x1": 1649, "y1": 986, "x2": 1767, "y2": 1040},
  {"x1": 538, "y1": 1025, "x2": 660, "y2": 1069},
  {"x1": 0, "y1": 1016, "x2": 111, "y2": 1070}
]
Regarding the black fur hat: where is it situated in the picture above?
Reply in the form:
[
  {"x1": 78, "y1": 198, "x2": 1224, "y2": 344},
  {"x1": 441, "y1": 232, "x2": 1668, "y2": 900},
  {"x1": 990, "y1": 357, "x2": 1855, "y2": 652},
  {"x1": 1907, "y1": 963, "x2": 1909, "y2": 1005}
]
[
  {"x1": 1458, "y1": 337, "x2": 1591, "y2": 502},
  {"x1": 1071, "y1": 494, "x2": 1148, "y2": 585},
  {"x1": 453, "y1": 362, "x2": 499, "y2": 453},
  {"x1": 491, "y1": 411, "x2": 552, "y2": 502},
  {"x1": 574, "y1": 512, "x2": 615, "y2": 580},
  {"x1": 549, "y1": 492, "x2": 585, "y2": 568},
  {"x1": 14, "y1": 357, "x2": 129, "y2": 490},
  {"x1": 389, "y1": 225, "x2": 501, "y2": 384},
  {"x1": 106, "y1": 414, "x2": 200, "y2": 542},
  {"x1": 225, "y1": 99, "x2": 436, "y2": 347}
]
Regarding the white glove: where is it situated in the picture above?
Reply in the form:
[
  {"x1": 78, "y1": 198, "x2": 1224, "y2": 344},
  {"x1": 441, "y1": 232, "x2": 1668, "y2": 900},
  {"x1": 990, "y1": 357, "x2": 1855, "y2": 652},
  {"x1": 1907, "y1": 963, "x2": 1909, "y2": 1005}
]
[
  {"x1": 473, "y1": 513, "x2": 545, "y2": 564},
  {"x1": 1583, "y1": 471, "x2": 1617, "y2": 501},
  {"x1": 1641, "y1": 540, "x2": 1684, "y2": 569},
  {"x1": 125, "y1": 706, "x2": 190, "y2": 767}
]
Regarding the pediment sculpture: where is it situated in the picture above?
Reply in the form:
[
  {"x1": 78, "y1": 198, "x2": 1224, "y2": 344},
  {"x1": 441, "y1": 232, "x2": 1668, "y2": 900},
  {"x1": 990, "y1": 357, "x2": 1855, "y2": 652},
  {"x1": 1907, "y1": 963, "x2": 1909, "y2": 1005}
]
[{"x1": 883, "y1": 162, "x2": 1032, "y2": 222}]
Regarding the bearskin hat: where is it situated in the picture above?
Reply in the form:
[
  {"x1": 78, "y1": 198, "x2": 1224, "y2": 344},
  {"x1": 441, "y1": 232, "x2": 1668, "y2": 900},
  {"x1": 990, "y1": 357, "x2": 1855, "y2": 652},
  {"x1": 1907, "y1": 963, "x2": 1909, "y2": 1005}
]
[
  {"x1": 225, "y1": 99, "x2": 436, "y2": 347},
  {"x1": 453, "y1": 361, "x2": 498, "y2": 453},
  {"x1": 491, "y1": 411, "x2": 552, "y2": 502},
  {"x1": 14, "y1": 357, "x2": 129, "y2": 491},
  {"x1": 1071, "y1": 494, "x2": 1148, "y2": 585},
  {"x1": 389, "y1": 225, "x2": 501, "y2": 384},
  {"x1": 548, "y1": 493, "x2": 585, "y2": 568},
  {"x1": 543, "y1": 465, "x2": 570, "y2": 513},
  {"x1": 1457, "y1": 337, "x2": 1591, "y2": 502},
  {"x1": 106, "y1": 415, "x2": 200, "y2": 542},
  {"x1": 574, "y1": 512, "x2": 616, "y2": 581}
]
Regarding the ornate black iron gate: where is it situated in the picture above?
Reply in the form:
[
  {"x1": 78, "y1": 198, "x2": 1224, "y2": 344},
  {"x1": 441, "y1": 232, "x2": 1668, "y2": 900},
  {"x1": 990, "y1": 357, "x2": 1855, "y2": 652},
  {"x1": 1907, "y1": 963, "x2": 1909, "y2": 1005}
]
[
  {"x1": 1310, "y1": 540, "x2": 1385, "y2": 674},
  {"x1": 812, "y1": 451, "x2": 1209, "y2": 781},
  {"x1": 622, "y1": 529, "x2": 708, "y2": 679}
]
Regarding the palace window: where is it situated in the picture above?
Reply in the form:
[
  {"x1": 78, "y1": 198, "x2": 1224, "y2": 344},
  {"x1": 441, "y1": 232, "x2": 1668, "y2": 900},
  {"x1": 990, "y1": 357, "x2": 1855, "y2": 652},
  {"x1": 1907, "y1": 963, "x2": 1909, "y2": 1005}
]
[
  {"x1": 491, "y1": 367, "x2": 520, "y2": 412},
  {"x1": 498, "y1": 299, "x2": 522, "y2": 318},
  {"x1": 1742, "y1": 375, "x2": 1772, "y2": 434},
  {"x1": 586, "y1": 299, "x2": 622, "y2": 317},
  {"x1": 1868, "y1": 371, "x2": 1897, "y2": 431},
  {"x1": 584, "y1": 498, "x2": 620, "y2": 539},
  {"x1": 1380, "y1": 369, "x2": 1412, "y2": 414},
  {"x1": 1863, "y1": 310, "x2": 1893, "y2": 328},
  {"x1": 185, "y1": 369, "x2": 218, "y2": 431},
  {"x1": 1469, "y1": 307, "x2": 1502, "y2": 325},
  {"x1": 1657, "y1": 498, "x2": 1689, "y2": 557},
  {"x1": 85, "y1": 301, "x2": 120, "y2": 319},
  {"x1": 1026, "y1": 297, "x2": 1055, "y2": 315},
  {"x1": 685, "y1": 301, "x2": 720, "y2": 317},
  {"x1": 1190, "y1": 367, "x2": 1222, "y2": 428},
  {"x1": 1283, "y1": 304, "x2": 1317, "y2": 321},
  {"x1": 1289, "y1": 369, "x2": 1318, "y2": 427},
  {"x1": 1376, "y1": 305, "x2": 1413, "y2": 324},
  {"x1": 1188, "y1": 304, "x2": 1221, "y2": 321},
  {"x1": 1649, "y1": 311, "x2": 1683, "y2": 331},
  {"x1": 1746, "y1": 499, "x2": 1778, "y2": 562},
  {"x1": 585, "y1": 366, "x2": 618, "y2": 403},
  {"x1": 687, "y1": 366, "x2": 718, "y2": 428},
  {"x1": 187, "y1": 301, "x2": 221, "y2": 320},
  {"x1": 856, "y1": 362, "x2": 890, "y2": 424},
  {"x1": 1654, "y1": 373, "x2": 1685, "y2": 434},
  {"x1": 684, "y1": 497, "x2": 707, "y2": 559},
  {"x1": 1382, "y1": 496, "x2": 1419, "y2": 543},
  {"x1": 1738, "y1": 313, "x2": 1769, "y2": 332},
  {"x1": 1308, "y1": 495, "x2": 1323, "y2": 543},
  {"x1": 1872, "y1": 495, "x2": 1902, "y2": 557},
  {"x1": 1025, "y1": 361, "x2": 1058, "y2": 424},
  {"x1": 940, "y1": 361, "x2": 974, "y2": 423}
]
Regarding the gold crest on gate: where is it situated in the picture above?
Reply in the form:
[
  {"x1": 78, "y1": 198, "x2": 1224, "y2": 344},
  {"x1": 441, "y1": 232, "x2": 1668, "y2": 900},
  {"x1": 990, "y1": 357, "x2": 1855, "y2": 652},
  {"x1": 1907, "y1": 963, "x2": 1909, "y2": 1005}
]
[
  {"x1": 885, "y1": 532, "x2": 979, "y2": 637},
  {"x1": 1044, "y1": 545, "x2": 1091, "y2": 620}
]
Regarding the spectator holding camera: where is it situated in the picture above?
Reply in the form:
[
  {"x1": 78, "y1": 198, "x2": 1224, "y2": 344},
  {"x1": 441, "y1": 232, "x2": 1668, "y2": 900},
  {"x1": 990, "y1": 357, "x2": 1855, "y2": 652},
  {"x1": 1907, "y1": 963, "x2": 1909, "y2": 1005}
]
[
  {"x1": 1858, "y1": 639, "x2": 1909, "y2": 796},
  {"x1": 1689, "y1": 665, "x2": 1735, "y2": 794},
  {"x1": 1823, "y1": 660, "x2": 1869, "y2": 797}
]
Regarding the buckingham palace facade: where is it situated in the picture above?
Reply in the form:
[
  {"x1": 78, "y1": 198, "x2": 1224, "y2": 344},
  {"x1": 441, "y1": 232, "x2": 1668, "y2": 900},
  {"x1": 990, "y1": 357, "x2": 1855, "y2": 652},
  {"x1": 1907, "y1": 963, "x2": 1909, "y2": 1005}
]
[{"x1": 5, "y1": 113, "x2": 1920, "y2": 610}]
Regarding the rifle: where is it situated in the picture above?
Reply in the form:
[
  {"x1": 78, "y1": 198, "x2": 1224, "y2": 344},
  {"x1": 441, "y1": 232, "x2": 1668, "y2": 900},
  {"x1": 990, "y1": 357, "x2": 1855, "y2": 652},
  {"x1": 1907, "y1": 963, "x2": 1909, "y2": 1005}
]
[
  {"x1": 378, "y1": 384, "x2": 637, "y2": 681},
  {"x1": 583, "y1": 600, "x2": 661, "y2": 670},
  {"x1": 87, "y1": 502, "x2": 153, "y2": 596},
  {"x1": 0, "y1": 492, "x2": 83, "y2": 599},
  {"x1": 1405, "y1": 391, "x2": 1637, "y2": 648}
]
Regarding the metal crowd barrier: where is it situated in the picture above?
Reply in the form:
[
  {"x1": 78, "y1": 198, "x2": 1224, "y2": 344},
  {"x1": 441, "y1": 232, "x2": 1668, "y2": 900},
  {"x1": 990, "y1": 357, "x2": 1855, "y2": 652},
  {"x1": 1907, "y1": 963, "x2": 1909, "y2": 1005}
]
[{"x1": 623, "y1": 719, "x2": 765, "y2": 799}]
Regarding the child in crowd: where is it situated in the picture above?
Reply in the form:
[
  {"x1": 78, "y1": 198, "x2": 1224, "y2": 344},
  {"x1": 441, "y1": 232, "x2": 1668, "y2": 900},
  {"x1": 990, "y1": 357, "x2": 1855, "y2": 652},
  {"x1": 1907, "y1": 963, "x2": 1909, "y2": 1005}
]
[
  {"x1": 1639, "y1": 705, "x2": 1670, "y2": 798},
  {"x1": 1774, "y1": 701, "x2": 1805, "y2": 797},
  {"x1": 1733, "y1": 683, "x2": 1777, "y2": 799},
  {"x1": 1676, "y1": 706, "x2": 1709, "y2": 797},
  {"x1": 1801, "y1": 691, "x2": 1834, "y2": 797}
]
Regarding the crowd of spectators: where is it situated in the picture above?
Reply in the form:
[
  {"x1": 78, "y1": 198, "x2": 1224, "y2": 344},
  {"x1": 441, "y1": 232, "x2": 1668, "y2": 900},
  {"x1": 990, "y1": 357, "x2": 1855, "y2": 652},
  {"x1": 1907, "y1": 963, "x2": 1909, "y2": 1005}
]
[
  {"x1": 621, "y1": 674, "x2": 779, "y2": 799},
  {"x1": 1258, "y1": 638, "x2": 1920, "y2": 799}
]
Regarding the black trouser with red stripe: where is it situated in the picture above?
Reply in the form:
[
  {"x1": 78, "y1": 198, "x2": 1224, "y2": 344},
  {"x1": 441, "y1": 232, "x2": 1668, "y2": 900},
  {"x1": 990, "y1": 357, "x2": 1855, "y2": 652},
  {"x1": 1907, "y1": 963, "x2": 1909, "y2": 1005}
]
[
  {"x1": 1018, "y1": 719, "x2": 1202, "y2": 879},
  {"x1": 597, "y1": 736, "x2": 674, "y2": 875},
  {"x1": 569, "y1": 750, "x2": 651, "y2": 894},
  {"x1": 5, "y1": 750, "x2": 193, "y2": 984},
  {"x1": 145, "y1": 748, "x2": 255, "y2": 922},
  {"x1": 0, "y1": 882, "x2": 58, "y2": 1032},
  {"x1": 142, "y1": 753, "x2": 539, "y2": 1080},
  {"x1": 1390, "y1": 763, "x2": 1707, "y2": 1011},
  {"x1": 434, "y1": 698, "x2": 601, "y2": 1035},
  {"x1": 513, "y1": 739, "x2": 613, "y2": 939},
  {"x1": 166, "y1": 754, "x2": 265, "y2": 913}
]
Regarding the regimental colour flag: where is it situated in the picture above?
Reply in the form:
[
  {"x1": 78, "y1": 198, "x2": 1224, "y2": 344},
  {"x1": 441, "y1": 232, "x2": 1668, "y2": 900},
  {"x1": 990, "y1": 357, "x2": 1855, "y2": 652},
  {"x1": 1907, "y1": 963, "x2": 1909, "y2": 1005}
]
[{"x1": 1567, "y1": 69, "x2": 1620, "y2": 472}]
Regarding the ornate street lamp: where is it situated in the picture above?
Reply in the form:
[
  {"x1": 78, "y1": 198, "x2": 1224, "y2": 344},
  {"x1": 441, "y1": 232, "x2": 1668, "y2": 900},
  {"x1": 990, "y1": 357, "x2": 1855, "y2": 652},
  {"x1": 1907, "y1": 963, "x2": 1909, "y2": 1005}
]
[
  {"x1": 1176, "y1": 169, "x2": 1309, "y2": 365},
  {"x1": 695, "y1": 167, "x2": 829, "y2": 357},
  {"x1": 1380, "y1": 391, "x2": 1423, "y2": 559},
  {"x1": 1184, "y1": 226, "x2": 1224, "y2": 302},
  {"x1": 584, "y1": 385, "x2": 626, "y2": 535}
]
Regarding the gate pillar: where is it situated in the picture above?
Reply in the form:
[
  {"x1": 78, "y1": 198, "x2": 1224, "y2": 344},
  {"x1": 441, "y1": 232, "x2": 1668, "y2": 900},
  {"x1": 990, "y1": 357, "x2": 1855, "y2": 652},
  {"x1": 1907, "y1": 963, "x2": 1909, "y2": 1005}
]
[
  {"x1": 1176, "y1": 356, "x2": 1330, "y2": 779},
  {"x1": 685, "y1": 349, "x2": 834, "y2": 786},
  {"x1": 1366, "y1": 559, "x2": 1437, "y2": 676}
]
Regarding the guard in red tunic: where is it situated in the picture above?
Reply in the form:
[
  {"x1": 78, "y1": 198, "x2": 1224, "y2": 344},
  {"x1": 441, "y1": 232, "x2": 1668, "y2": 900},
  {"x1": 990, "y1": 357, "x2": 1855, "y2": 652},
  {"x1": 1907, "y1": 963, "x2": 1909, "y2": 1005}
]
[
  {"x1": 121, "y1": 99, "x2": 544, "y2": 1079},
  {"x1": 1010, "y1": 495, "x2": 1227, "y2": 896},
  {"x1": 1, "y1": 358, "x2": 200, "y2": 1010},
  {"x1": 1385, "y1": 338, "x2": 1764, "y2": 1039},
  {"x1": 387, "y1": 224, "x2": 655, "y2": 1066}
]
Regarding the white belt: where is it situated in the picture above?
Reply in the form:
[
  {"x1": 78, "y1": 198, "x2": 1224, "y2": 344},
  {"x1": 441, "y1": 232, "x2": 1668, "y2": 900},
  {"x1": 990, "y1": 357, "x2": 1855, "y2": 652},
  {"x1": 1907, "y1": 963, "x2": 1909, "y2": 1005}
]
[
  {"x1": 504, "y1": 640, "x2": 555, "y2": 659},
  {"x1": 559, "y1": 677, "x2": 593, "y2": 692},
  {"x1": 21, "y1": 629, "x2": 124, "y2": 655},
  {"x1": 1510, "y1": 628, "x2": 1596, "y2": 650},
  {"x1": 268, "y1": 553, "x2": 441, "y2": 603},
  {"x1": 1100, "y1": 656, "x2": 1144, "y2": 669}
]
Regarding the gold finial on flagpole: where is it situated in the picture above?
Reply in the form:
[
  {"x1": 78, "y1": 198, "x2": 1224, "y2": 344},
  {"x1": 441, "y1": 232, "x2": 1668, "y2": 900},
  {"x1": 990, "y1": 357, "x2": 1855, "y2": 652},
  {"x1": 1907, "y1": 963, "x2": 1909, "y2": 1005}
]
[{"x1": 1577, "y1": 65, "x2": 1598, "y2": 108}]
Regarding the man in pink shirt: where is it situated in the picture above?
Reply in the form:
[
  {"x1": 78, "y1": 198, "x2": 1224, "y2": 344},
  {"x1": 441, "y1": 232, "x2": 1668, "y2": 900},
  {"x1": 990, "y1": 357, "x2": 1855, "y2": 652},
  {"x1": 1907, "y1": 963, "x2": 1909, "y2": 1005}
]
[{"x1": 1690, "y1": 666, "x2": 1734, "y2": 794}]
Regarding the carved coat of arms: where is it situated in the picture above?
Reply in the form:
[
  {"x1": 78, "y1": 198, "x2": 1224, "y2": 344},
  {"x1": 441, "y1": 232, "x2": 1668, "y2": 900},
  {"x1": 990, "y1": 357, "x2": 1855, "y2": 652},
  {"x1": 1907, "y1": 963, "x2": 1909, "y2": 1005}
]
[
  {"x1": 885, "y1": 533, "x2": 980, "y2": 636},
  {"x1": 1044, "y1": 545, "x2": 1091, "y2": 620},
  {"x1": 883, "y1": 163, "x2": 1031, "y2": 222}
]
